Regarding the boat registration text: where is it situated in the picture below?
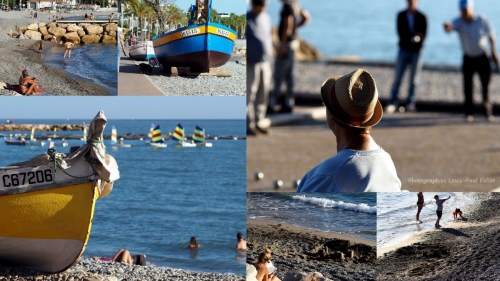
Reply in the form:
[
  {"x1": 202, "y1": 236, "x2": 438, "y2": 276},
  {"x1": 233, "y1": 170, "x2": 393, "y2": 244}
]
[
  {"x1": 216, "y1": 29, "x2": 230, "y2": 37},
  {"x1": 181, "y1": 28, "x2": 200, "y2": 37},
  {"x1": 1, "y1": 169, "x2": 53, "y2": 188}
]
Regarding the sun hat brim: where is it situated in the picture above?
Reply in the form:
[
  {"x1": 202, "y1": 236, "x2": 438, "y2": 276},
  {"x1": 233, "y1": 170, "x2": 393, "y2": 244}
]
[{"x1": 321, "y1": 75, "x2": 383, "y2": 128}]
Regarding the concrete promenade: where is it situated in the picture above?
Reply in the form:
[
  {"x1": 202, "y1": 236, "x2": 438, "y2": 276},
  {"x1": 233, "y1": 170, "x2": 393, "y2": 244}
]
[{"x1": 117, "y1": 54, "x2": 164, "y2": 96}]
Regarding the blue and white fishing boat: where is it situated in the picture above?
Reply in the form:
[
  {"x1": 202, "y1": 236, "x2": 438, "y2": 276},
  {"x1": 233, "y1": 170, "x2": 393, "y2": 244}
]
[
  {"x1": 128, "y1": 41, "x2": 156, "y2": 61},
  {"x1": 153, "y1": 0, "x2": 237, "y2": 72}
]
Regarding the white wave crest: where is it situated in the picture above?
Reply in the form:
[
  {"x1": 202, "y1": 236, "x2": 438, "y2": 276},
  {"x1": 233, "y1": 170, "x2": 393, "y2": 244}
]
[{"x1": 292, "y1": 195, "x2": 376, "y2": 214}]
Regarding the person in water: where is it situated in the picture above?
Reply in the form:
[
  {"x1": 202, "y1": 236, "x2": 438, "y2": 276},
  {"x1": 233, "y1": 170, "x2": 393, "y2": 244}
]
[{"x1": 188, "y1": 236, "x2": 202, "y2": 249}]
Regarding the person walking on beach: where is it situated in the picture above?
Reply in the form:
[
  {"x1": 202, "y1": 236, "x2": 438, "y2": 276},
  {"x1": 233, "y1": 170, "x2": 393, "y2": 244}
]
[
  {"x1": 109, "y1": 13, "x2": 114, "y2": 23},
  {"x1": 434, "y1": 195, "x2": 450, "y2": 228},
  {"x1": 37, "y1": 40, "x2": 43, "y2": 56},
  {"x1": 247, "y1": 0, "x2": 273, "y2": 136},
  {"x1": 416, "y1": 192, "x2": 424, "y2": 221},
  {"x1": 236, "y1": 232, "x2": 247, "y2": 250},
  {"x1": 385, "y1": 0, "x2": 427, "y2": 114},
  {"x1": 444, "y1": 0, "x2": 498, "y2": 122},
  {"x1": 64, "y1": 41, "x2": 74, "y2": 59},
  {"x1": 268, "y1": 0, "x2": 310, "y2": 114},
  {"x1": 296, "y1": 69, "x2": 401, "y2": 192}
]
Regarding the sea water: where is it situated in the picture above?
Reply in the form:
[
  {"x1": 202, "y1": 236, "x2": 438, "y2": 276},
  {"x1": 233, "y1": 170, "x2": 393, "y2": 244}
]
[
  {"x1": 0, "y1": 119, "x2": 246, "y2": 274},
  {"x1": 42, "y1": 43, "x2": 118, "y2": 95},
  {"x1": 377, "y1": 192, "x2": 487, "y2": 251},
  {"x1": 265, "y1": 0, "x2": 500, "y2": 66},
  {"x1": 247, "y1": 193, "x2": 376, "y2": 242}
]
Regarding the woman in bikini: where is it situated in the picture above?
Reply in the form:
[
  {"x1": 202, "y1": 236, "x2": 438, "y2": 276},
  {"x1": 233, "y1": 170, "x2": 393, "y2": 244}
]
[
  {"x1": 255, "y1": 249, "x2": 281, "y2": 281},
  {"x1": 19, "y1": 69, "x2": 39, "y2": 96},
  {"x1": 416, "y1": 192, "x2": 424, "y2": 221}
]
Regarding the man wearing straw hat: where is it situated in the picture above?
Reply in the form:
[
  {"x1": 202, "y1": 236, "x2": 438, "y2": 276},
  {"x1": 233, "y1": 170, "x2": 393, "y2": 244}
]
[
  {"x1": 296, "y1": 69, "x2": 401, "y2": 192},
  {"x1": 444, "y1": 0, "x2": 498, "y2": 122}
]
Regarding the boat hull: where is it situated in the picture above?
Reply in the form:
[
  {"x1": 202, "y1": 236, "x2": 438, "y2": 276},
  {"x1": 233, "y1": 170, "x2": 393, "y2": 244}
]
[
  {"x1": 5, "y1": 140, "x2": 27, "y2": 146},
  {"x1": 153, "y1": 22, "x2": 236, "y2": 72},
  {"x1": 0, "y1": 182, "x2": 99, "y2": 273},
  {"x1": 129, "y1": 41, "x2": 156, "y2": 61}
]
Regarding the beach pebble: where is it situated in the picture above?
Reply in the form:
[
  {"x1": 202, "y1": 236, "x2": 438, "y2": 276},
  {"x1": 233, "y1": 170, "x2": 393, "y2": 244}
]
[{"x1": 255, "y1": 172, "x2": 264, "y2": 180}]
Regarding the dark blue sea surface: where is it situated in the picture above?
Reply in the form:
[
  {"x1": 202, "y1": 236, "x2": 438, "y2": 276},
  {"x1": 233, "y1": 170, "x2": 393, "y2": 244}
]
[
  {"x1": 247, "y1": 193, "x2": 376, "y2": 241},
  {"x1": 0, "y1": 119, "x2": 246, "y2": 274}
]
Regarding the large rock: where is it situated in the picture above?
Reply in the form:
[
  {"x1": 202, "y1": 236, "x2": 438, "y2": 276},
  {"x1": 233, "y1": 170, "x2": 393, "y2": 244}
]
[
  {"x1": 66, "y1": 24, "x2": 82, "y2": 32},
  {"x1": 39, "y1": 26, "x2": 48, "y2": 36},
  {"x1": 48, "y1": 26, "x2": 67, "y2": 37},
  {"x1": 101, "y1": 35, "x2": 116, "y2": 44},
  {"x1": 26, "y1": 23, "x2": 39, "y2": 31},
  {"x1": 82, "y1": 34, "x2": 101, "y2": 43},
  {"x1": 246, "y1": 264, "x2": 257, "y2": 281},
  {"x1": 47, "y1": 22, "x2": 57, "y2": 30},
  {"x1": 38, "y1": 22, "x2": 47, "y2": 27},
  {"x1": 107, "y1": 31, "x2": 116, "y2": 37},
  {"x1": 17, "y1": 25, "x2": 27, "y2": 33},
  {"x1": 43, "y1": 34, "x2": 54, "y2": 41},
  {"x1": 57, "y1": 23, "x2": 68, "y2": 29},
  {"x1": 77, "y1": 29, "x2": 86, "y2": 37},
  {"x1": 24, "y1": 30, "x2": 42, "y2": 41},
  {"x1": 85, "y1": 24, "x2": 103, "y2": 35},
  {"x1": 63, "y1": 32, "x2": 80, "y2": 43},
  {"x1": 283, "y1": 272, "x2": 332, "y2": 281},
  {"x1": 104, "y1": 23, "x2": 118, "y2": 32}
]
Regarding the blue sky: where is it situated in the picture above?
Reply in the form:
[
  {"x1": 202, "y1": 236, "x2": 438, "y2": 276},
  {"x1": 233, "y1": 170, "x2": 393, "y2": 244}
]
[
  {"x1": 0, "y1": 97, "x2": 245, "y2": 119},
  {"x1": 175, "y1": 0, "x2": 246, "y2": 15}
]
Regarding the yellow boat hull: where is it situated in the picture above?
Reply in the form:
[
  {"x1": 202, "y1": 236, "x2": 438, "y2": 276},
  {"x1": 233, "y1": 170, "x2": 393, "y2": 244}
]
[{"x1": 0, "y1": 182, "x2": 99, "y2": 273}]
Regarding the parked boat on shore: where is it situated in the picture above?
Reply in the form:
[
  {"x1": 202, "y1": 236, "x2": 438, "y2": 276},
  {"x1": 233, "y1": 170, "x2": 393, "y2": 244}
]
[
  {"x1": 0, "y1": 110, "x2": 119, "y2": 273},
  {"x1": 129, "y1": 41, "x2": 156, "y2": 61},
  {"x1": 152, "y1": 0, "x2": 237, "y2": 72}
]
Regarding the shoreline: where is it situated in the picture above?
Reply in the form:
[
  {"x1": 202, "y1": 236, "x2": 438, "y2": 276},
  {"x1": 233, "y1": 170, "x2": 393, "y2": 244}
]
[
  {"x1": 377, "y1": 193, "x2": 500, "y2": 279},
  {"x1": 247, "y1": 219, "x2": 376, "y2": 280},
  {"x1": 249, "y1": 219, "x2": 376, "y2": 246},
  {"x1": 0, "y1": 11, "x2": 113, "y2": 96},
  {"x1": 0, "y1": 258, "x2": 244, "y2": 281}
]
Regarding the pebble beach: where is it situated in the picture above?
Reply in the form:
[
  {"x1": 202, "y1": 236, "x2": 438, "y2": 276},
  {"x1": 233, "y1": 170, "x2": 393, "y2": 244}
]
[
  {"x1": 0, "y1": 10, "x2": 114, "y2": 96},
  {"x1": 247, "y1": 219, "x2": 377, "y2": 281},
  {"x1": 0, "y1": 258, "x2": 244, "y2": 281}
]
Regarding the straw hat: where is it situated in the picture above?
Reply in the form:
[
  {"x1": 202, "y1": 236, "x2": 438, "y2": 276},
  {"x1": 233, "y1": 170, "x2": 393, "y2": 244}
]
[{"x1": 321, "y1": 69, "x2": 383, "y2": 128}]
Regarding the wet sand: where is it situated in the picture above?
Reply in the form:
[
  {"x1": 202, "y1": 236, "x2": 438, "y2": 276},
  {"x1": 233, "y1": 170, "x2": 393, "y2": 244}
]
[
  {"x1": 377, "y1": 193, "x2": 500, "y2": 280},
  {"x1": 0, "y1": 10, "x2": 112, "y2": 96},
  {"x1": 247, "y1": 219, "x2": 377, "y2": 280}
]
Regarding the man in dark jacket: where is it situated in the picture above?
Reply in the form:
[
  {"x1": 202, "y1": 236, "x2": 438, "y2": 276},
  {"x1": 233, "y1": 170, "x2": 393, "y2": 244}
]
[{"x1": 385, "y1": 0, "x2": 427, "y2": 113}]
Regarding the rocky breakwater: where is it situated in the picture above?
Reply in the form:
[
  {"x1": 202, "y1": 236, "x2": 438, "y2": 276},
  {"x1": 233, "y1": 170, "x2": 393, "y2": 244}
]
[
  {"x1": 16, "y1": 22, "x2": 118, "y2": 44},
  {"x1": 0, "y1": 124, "x2": 84, "y2": 132}
]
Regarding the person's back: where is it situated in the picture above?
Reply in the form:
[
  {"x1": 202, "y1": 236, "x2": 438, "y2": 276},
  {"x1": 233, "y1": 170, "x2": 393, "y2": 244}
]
[
  {"x1": 255, "y1": 263, "x2": 269, "y2": 281},
  {"x1": 297, "y1": 149, "x2": 401, "y2": 192}
]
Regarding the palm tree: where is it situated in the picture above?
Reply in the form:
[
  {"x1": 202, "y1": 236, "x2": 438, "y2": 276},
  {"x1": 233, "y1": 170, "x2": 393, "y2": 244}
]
[{"x1": 125, "y1": 0, "x2": 155, "y2": 40}]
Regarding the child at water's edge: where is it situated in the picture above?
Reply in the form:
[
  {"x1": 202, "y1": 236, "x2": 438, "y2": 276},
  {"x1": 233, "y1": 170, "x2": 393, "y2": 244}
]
[{"x1": 434, "y1": 195, "x2": 450, "y2": 228}]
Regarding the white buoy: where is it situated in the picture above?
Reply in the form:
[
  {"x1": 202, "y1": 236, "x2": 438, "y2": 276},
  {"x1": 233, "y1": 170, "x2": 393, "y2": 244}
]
[
  {"x1": 292, "y1": 179, "x2": 301, "y2": 188},
  {"x1": 255, "y1": 172, "x2": 264, "y2": 181},
  {"x1": 214, "y1": 137, "x2": 218, "y2": 140},
  {"x1": 274, "y1": 180, "x2": 283, "y2": 190}
]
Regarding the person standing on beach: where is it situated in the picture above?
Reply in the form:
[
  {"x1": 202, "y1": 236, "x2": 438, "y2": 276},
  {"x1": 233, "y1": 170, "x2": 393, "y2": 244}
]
[
  {"x1": 296, "y1": 69, "x2": 401, "y2": 192},
  {"x1": 109, "y1": 13, "x2": 114, "y2": 23},
  {"x1": 64, "y1": 41, "x2": 74, "y2": 59},
  {"x1": 37, "y1": 40, "x2": 43, "y2": 56},
  {"x1": 385, "y1": 0, "x2": 427, "y2": 114},
  {"x1": 434, "y1": 195, "x2": 450, "y2": 228},
  {"x1": 247, "y1": 0, "x2": 273, "y2": 136},
  {"x1": 416, "y1": 192, "x2": 424, "y2": 221},
  {"x1": 444, "y1": 0, "x2": 498, "y2": 122},
  {"x1": 268, "y1": 0, "x2": 310, "y2": 114}
]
